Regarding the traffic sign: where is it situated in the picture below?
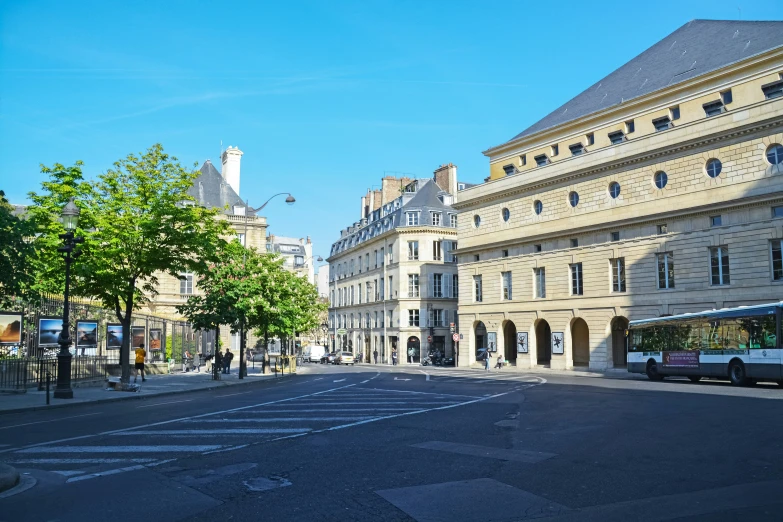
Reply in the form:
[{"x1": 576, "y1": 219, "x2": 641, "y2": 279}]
[
  {"x1": 452, "y1": 333, "x2": 459, "y2": 342},
  {"x1": 449, "y1": 322, "x2": 455, "y2": 333},
  {"x1": 336, "y1": 328, "x2": 346, "y2": 335},
  {"x1": 427, "y1": 335, "x2": 432, "y2": 343}
]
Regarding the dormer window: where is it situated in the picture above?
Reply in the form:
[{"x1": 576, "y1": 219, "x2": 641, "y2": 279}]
[
  {"x1": 534, "y1": 154, "x2": 550, "y2": 167},
  {"x1": 608, "y1": 131, "x2": 626, "y2": 144},
  {"x1": 703, "y1": 100, "x2": 725, "y2": 117},
  {"x1": 569, "y1": 143, "x2": 585, "y2": 156},
  {"x1": 502, "y1": 164, "x2": 516, "y2": 176},
  {"x1": 406, "y1": 212, "x2": 419, "y2": 226},
  {"x1": 551, "y1": 144, "x2": 559, "y2": 156},
  {"x1": 762, "y1": 79, "x2": 783, "y2": 99},
  {"x1": 233, "y1": 205, "x2": 246, "y2": 216},
  {"x1": 653, "y1": 116, "x2": 672, "y2": 132}
]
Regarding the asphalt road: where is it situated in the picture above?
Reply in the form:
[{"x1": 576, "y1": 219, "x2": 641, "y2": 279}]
[{"x1": 1, "y1": 364, "x2": 783, "y2": 521}]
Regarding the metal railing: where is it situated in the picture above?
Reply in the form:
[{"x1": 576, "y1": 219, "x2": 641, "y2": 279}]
[{"x1": 0, "y1": 356, "x2": 108, "y2": 392}]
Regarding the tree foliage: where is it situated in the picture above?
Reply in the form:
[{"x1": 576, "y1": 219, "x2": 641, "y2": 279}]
[{"x1": 0, "y1": 190, "x2": 36, "y2": 304}]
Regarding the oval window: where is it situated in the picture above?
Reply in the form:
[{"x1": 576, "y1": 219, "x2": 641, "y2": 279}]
[
  {"x1": 533, "y1": 200, "x2": 543, "y2": 215},
  {"x1": 706, "y1": 158, "x2": 722, "y2": 178},
  {"x1": 608, "y1": 182, "x2": 621, "y2": 199},
  {"x1": 502, "y1": 208, "x2": 510, "y2": 222},
  {"x1": 569, "y1": 191, "x2": 579, "y2": 208},
  {"x1": 767, "y1": 144, "x2": 783, "y2": 165},
  {"x1": 654, "y1": 171, "x2": 668, "y2": 189},
  {"x1": 473, "y1": 215, "x2": 481, "y2": 228}
]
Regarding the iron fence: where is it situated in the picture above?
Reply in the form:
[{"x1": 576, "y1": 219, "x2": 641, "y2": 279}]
[{"x1": 0, "y1": 356, "x2": 108, "y2": 392}]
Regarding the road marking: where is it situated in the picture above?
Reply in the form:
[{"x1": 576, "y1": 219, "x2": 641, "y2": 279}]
[
  {"x1": 333, "y1": 379, "x2": 346, "y2": 382},
  {"x1": 215, "y1": 391, "x2": 253, "y2": 398},
  {"x1": 17, "y1": 445, "x2": 225, "y2": 454},
  {"x1": 137, "y1": 399, "x2": 192, "y2": 408},
  {"x1": 360, "y1": 380, "x2": 369, "y2": 383},
  {"x1": 411, "y1": 441, "x2": 556, "y2": 463},
  {"x1": 270, "y1": 401, "x2": 456, "y2": 405},
  {"x1": 67, "y1": 464, "x2": 147, "y2": 483},
  {"x1": 111, "y1": 428, "x2": 312, "y2": 435},
  {"x1": 185, "y1": 417, "x2": 377, "y2": 423},
  {"x1": 394, "y1": 377, "x2": 411, "y2": 381},
  {"x1": 8, "y1": 458, "x2": 160, "y2": 464},
  {"x1": 313, "y1": 377, "x2": 324, "y2": 381},
  {"x1": 237, "y1": 408, "x2": 418, "y2": 412},
  {"x1": 0, "y1": 412, "x2": 101, "y2": 431},
  {"x1": 52, "y1": 470, "x2": 86, "y2": 477}
]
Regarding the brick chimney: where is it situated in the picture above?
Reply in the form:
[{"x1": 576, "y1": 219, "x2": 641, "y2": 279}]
[{"x1": 433, "y1": 163, "x2": 457, "y2": 195}]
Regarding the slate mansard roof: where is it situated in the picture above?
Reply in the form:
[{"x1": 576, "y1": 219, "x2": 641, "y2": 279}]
[
  {"x1": 329, "y1": 179, "x2": 456, "y2": 257},
  {"x1": 187, "y1": 160, "x2": 252, "y2": 215},
  {"x1": 508, "y1": 20, "x2": 783, "y2": 143}
]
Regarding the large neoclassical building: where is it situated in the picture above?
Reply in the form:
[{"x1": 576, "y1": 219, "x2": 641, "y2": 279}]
[{"x1": 454, "y1": 20, "x2": 783, "y2": 370}]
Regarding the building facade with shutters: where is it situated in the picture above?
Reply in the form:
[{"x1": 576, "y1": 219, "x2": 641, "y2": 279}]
[
  {"x1": 327, "y1": 166, "x2": 461, "y2": 364},
  {"x1": 453, "y1": 20, "x2": 783, "y2": 371}
]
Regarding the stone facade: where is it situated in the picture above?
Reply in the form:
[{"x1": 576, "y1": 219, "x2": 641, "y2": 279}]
[{"x1": 454, "y1": 22, "x2": 783, "y2": 370}]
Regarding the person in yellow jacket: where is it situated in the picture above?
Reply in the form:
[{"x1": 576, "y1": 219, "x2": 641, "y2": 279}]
[{"x1": 134, "y1": 343, "x2": 147, "y2": 383}]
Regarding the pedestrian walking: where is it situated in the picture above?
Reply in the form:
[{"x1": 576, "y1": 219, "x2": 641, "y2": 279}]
[
  {"x1": 213, "y1": 350, "x2": 223, "y2": 380},
  {"x1": 134, "y1": 343, "x2": 147, "y2": 383},
  {"x1": 484, "y1": 351, "x2": 490, "y2": 372},
  {"x1": 373, "y1": 349, "x2": 378, "y2": 364},
  {"x1": 204, "y1": 354, "x2": 213, "y2": 374},
  {"x1": 392, "y1": 349, "x2": 398, "y2": 365},
  {"x1": 193, "y1": 352, "x2": 201, "y2": 373},
  {"x1": 223, "y1": 348, "x2": 234, "y2": 374}
]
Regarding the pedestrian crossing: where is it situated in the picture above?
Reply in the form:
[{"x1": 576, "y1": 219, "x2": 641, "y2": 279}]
[
  {"x1": 421, "y1": 370, "x2": 547, "y2": 386},
  {"x1": 1, "y1": 385, "x2": 486, "y2": 482}
]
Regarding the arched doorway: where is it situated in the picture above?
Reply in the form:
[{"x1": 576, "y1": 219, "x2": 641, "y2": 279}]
[
  {"x1": 406, "y1": 336, "x2": 421, "y2": 364},
  {"x1": 536, "y1": 320, "x2": 551, "y2": 366},
  {"x1": 474, "y1": 321, "x2": 487, "y2": 362},
  {"x1": 503, "y1": 321, "x2": 517, "y2": 364},
  {"x1": 611, "y1": 317, "x2": 629, "y2": 367},
  {"x1": 571, "y1": 318, "x2": 589, "y2": 367}
]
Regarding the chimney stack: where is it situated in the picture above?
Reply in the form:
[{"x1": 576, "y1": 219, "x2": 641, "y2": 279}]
[
  {"x1": 433, "y1": 163, "x2": 458, "y2": 195},
  {"x1": 221, "y1": 146, "x2": 243, "y2": 195}
]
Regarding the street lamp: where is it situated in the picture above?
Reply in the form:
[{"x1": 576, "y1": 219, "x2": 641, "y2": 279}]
[
  {"x1": 54, "y1": 198, "x2": 84, "y2": 399},
  {"x1": 238, "y1": 193, "x2": 295, "y2": 379}
]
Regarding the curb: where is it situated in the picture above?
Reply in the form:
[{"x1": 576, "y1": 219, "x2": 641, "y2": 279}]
[
  {"x1": 0, "y1": 464, "x2": 20, "y2": 494},
  {"x1": 0, "y1": 371, "x2": 301, "y2": 416}
]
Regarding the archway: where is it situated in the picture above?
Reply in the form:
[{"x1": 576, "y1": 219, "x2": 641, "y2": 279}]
[
  {"x1": 406, "y1": 336, "x2": 421, "y2": 364},
  {"x1": 503, "y1": 321, "x2": 517, "y2": 364},
  {"x1": 536, "y1": 320, "x2": 551, "y2": 366},
  {"x1": 474, "y1": 321, "x2": 487, "y2": 361},
  {"x1": 611, "y1": 317, "x2": 629, "y2": 367},
  {"x1": 571, "y1": 318, "x2": 589, "y2": 367}
]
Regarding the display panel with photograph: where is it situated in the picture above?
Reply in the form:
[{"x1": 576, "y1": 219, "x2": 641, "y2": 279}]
[
  {"x1": 106, "y1": 323, "x2": 123, "y2": 349},
  {"x1": 487, "y1": 332, "x2": 497, "y2": 352},
  {"x1": 0, "y1": 312, "x2": 23, "y2": 345},
  {"x1": 38, "y1": 317, "x2": 64, "y2": 347},
  {"x1": 516, "y1": 332, "x2": 528, "y2": 353},
  {"x1": 132, "y1": 326, "x2": 146, "y2": 349},
  {"x1": 75, "y1": 321, "x2": 98, "y2": 349},
  {"x1": 149, "y1": 329, "x2": 162, "y2": 351},
  {"x1": 552, "y1": 332, "x2": 565, "y2": 355}
]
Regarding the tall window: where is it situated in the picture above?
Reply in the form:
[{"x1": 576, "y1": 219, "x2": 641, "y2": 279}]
[
  {"x1": 379, "y1": 279, "x2": 385, "y2": 300},
  {"x1": 433, "y1": 309, "x2": 444, "y2": 327},
  {"x1": 433, "y1": 241, "x2": 442, "y2": 261},
  {"x1": 450, "y1": 214, "x2": 458, "y2": 228},
  {"x1": 453, "y1": 275, "x2": 459, "y2": 298},
  {"x1": 375, "y1": 250, "x2": 379, "y2": 268},
  {"x1": 710, "y1": 246, "x2": 730, "y2": 285},
  {"x1": 350, "y1": 314, "x2": 354, "y2": 328},
  {"x1": 408, "y1": 274, "x2": 420, "y2": 297},
  {"x1": 358, "y1": 283, "x2": 363, "y2": 304},
  {"x1": 534, "y1": 268, "x2": 546, "y2": 298},
  {"x1": 180, "y1": 273, "x2": 194, "y2": 295},
  {"x1": 374, "y1": 312, "x2": 378, "y2": 328},
  {"x1": 447, "y1": 241, "x2": 458, "y2": 263},
  {"x1": 433, "y1": 273, "x2": 443, "y2": 298},
  {"x1": 611, "y1": 258, "x2": 626, "y2": 292},
  {"x1": 431, "y1": 212, "x2": 442, "y2": 226},
  {"x1": 374, "y1": 279, "x2": 379, "y2": 300},
  {"x1": 365, "y1": 253, "x2": 369, "y2": 270},
  {"x1": 408, "y1": 309, "x2": 420, "y2": 327},
  {"x1": 406, "y1": 212, "x2": 419, "y2": 226},
  {"x1": 388, "y1": 243, "x2": 394, "y2": 263},
  {"x1": 657, "y1": 252, "x2": 675, "y2": 289},
  {"x1": 408, "y1": 241, "x2": 419, "y2": 260},
  {"x1": 350, "y1": 286, "x2": 355, "y2": 305},
  {"x1": 358, "y1": 256, "x2": 362, "y2": 273},
  {"x1": 388, "y1": 276, "x2": 393, "y2": 298},
  {"x1": 570, "y1": 263, "x2": 583, "y2": 295},
  {"x1": 380, "y1": 247, "x2": 385, "y2": 266},
  {"x1": 366, "y1": 282, "x2": 372, "y2": 302},
  {"x1": 771, "y1": 240, "x2": 783, "y2": 281},
  {"x1": 350, "y1": 259, "x2": 355, "y2": 275},
  {"x1": 236, "y1": 233, "x2": 246, "y2": 246},
  {"x1": 501, "y1": 271, "x2": 512, "y2": 300},
  {"x1": 473, "y1": 275, "x2": 483, "y2": 302}
]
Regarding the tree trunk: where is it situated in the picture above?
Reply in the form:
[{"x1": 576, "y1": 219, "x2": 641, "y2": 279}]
[
  {"x1": 263, "y1": 328, "x2": 270, "y2": 375},
  {"x1": 120, "y1": 317, "x2": 131, "y2": 384}
]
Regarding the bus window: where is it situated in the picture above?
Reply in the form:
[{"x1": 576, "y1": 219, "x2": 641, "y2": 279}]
[
  {"x1": 720, "y1": 319, "x2": 748, "y2": 350},
  {"x1": 701, "y1": 320, "x2": 722, "y2": 350}
]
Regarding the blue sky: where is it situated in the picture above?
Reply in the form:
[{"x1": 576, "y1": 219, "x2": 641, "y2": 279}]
[{"x1": 2, "y1": 0, "x2": 782, "y2": 268}]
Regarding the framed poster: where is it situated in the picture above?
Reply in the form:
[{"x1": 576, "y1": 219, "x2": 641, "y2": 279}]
[
  {"x1": 38, "y1": 316, "x2": 63, "y2": 348},
  {"x1": 487, "y1": 332, "x2": 497, "y2": 352},
  {"x1": 552, "y1": 332, "x2": 565, "y2": 355},
  {"x1": 149, "y1": 328, "x2": 162, "y2": 351},
  {"x1": 131, "y1": 326, "x2": 146, "y2": 349},
  {"x1": 106, "y1": 323, "x2": 123, "y2": 350},
  {"x1": 0, "y1": 312, "x2": 23, "y2": 345},
  {"x1": 75, "y1": 321, "x2": 98, "y2": 349},
  {"x1": 516, "y1": 332, "x2": 528, "y2": 353}
]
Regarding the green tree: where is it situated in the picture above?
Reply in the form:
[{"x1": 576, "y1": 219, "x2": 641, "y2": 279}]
[
  {"x1": 29, "y1": 144, "x2": 229, "y2": 383},
  {"x1": 0, "y1": 190, "x2": 36, "y2": 304}
]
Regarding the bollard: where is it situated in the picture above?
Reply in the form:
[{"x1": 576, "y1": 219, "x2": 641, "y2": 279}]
[{"x1": 46, "y1": 372, "x2": 51, "y2": 405}]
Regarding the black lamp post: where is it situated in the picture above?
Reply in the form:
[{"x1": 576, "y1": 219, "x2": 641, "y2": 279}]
[{"x1": 54, "y1": 198, "x2": 84, "y2": 399}]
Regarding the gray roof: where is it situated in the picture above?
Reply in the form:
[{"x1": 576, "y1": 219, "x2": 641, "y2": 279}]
[
  {"x1": 188, "y1": 160, "x2": 251, "y2": 215},
  {"x1": 509, "y1": 20, "x2": 783, "y2": 142}
]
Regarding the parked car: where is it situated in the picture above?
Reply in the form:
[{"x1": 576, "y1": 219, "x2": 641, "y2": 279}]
[
  {"x1": 337, "y1": 351, "x2": 355, "y2": 365},
  {"x1": 322, "y1": 352, "x2": 339, "y2": 364}
]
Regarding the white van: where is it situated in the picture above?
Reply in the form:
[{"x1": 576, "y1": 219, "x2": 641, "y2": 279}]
[{"x1": 307, "y1": 345, "x2": 327, "y2": 363}]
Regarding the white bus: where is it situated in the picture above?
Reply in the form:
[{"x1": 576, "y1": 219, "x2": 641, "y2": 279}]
[{"x1": 628, "y1": 302, "x2": 782, "y2": 386}]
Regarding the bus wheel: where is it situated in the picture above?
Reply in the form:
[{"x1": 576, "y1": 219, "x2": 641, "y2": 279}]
[
  {"x1": 646, "y1": 360, "x2": 663, "y2": 381},
  {"x1": 728, "y1": 361, "x2": 747, "y2": 386},
  {"x1": 687, "y1": 376, "x2": 702, "y2": 383}
]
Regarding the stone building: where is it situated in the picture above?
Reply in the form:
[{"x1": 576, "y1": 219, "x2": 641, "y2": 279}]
[
  {"x1": 266, "y1": 234, "x2": 315, "y2": 283},
  {"x1": 327, "y1": 166, "x2": 460, "y2": 364},
  {"x1": 453, "y1": 20, "x2": 783, "y2": 370}
]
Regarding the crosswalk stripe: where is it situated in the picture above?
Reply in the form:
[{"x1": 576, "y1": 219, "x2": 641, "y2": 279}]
[
  {"x1": 240, "y1": 408, "x2": 418, "y2": 412},
  {"x1": 17, "y1": 445, "x2": 225, "y2": 454},
  {"x1": 8, "y1": 458, "x2": 160, "y2": 464},
  {"x1": 111, "y1": 429, "x2": 312, "y2": 435},
  {"x1": 184, "y1": 417, "x2": 377, "y2": 423},
  {"x1": 273, "y1": 401, "x2": 458, "y2": 405}
]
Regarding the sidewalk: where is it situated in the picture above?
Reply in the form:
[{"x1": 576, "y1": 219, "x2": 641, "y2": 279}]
[{"x1": 0, "y1": 363, "x2": 301, "y2": 415}]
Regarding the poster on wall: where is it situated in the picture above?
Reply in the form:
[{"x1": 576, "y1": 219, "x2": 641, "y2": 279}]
[
  {"x1": 516, "y1": 332, "x2": 528, "y2": 353},
  {"x1": 487, "y1": 332, "x2": 497, "y2": 352},
  {"x1": 38, "y1": 316, "x2": 63, "y2": 348},
  {"x1": 107, "y1": 323, "x2": 123, "y2": 349},
  {"x1": 552, "y1": 332, "x2": 565, "y2": 355},
  {"x1": 75, "y1": 321, "x2": 98, "y2": 349},
  {"x1": 149, "y1": 329, "x2": 162, "y2": 351},
  {"x1": 0, "y1": 312, "x2": 23, "y2": 345},
  {"x1": 131, "y1": 326, "x2": 146, "y2": 349}
]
